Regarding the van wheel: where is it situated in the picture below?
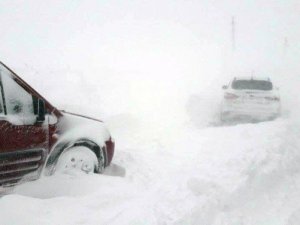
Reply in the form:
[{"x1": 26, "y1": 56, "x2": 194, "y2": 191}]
[{"x1": 55, "y1": 146, "x2": 98, "y2": 174}]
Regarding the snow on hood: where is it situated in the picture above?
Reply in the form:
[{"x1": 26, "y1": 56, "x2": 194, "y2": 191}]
[{"x1": 55, "y1": 111, "x2": 111, "y2": 147}]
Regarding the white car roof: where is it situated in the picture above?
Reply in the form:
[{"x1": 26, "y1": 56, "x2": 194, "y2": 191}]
[{"x1": 233, "y1": 76, "x2": 271, "y2": 82}]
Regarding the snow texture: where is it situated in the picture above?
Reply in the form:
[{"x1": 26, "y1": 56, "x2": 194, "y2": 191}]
[
  {"x1": 1, "y1": 1, "x2": 300, "y2": 224},
  {"x1": 1, "y1": 117, "x2": 300, "y2": 225}
]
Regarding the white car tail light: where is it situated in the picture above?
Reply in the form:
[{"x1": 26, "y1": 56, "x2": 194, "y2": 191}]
[{"x1": 224, "y1": 92, "x2": 239, "y2": 100}]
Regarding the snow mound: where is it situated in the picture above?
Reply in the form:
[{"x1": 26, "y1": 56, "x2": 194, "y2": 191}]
[{"x1": 2, "y1": 115, "x2": 300, "y2": 225}]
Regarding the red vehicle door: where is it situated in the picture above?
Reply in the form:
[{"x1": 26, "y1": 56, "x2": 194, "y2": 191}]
[{"x1": 0, "y1": 65, "x2": 49, "y2": 185}]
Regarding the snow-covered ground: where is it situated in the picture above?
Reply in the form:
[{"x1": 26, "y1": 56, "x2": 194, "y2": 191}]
[
  {"x1": 1, "y1": 49, "x2": 300, "y2": 225},
  {"x1": 1, "y1": 89, "x2": 300, "y2": 224}
]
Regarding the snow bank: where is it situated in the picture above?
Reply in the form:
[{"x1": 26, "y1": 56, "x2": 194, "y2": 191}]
[
  {"x1": 3, "y1": 53, "x2": 300, "y2": 225},
  {"x1": 2, "y1": 118, "x2": 300, "y2": 225}
]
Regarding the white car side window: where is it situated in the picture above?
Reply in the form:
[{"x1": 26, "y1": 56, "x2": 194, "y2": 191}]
[{"x1": 0, "y1": 68, "x2": 35, "y2": 125}]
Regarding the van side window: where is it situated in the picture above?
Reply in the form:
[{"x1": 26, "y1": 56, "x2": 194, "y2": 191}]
[
  {"x1": 0, "y1": 81, "x2": 3, "y2": 115},
  {"x1": 1, "y1": 69, "x2": 35, "y2": 124}
]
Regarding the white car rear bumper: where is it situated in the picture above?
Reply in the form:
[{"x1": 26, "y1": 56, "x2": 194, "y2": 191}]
[{"x1": 221, "y1": 101, "x2": 280, "y2": 121}]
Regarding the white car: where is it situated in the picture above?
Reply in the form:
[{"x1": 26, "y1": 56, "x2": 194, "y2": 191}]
[{"x1": 220, "y1": 77, "x2": 281, "y2": 122}]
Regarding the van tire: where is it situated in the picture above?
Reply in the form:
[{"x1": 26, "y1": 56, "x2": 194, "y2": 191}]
[{"x1": 55, "y1": 146, "x2": 99, "y2": 174}]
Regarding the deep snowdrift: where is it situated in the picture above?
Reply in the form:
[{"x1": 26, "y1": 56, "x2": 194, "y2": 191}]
[
  {"x1": 1, "y1": 117, "x2": 300, "y2": 225},
  {"x1": 1, "y1": 62, "x2": 300, "y2": 225}
]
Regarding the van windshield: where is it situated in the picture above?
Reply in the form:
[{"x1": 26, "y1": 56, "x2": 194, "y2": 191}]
[{"x1": 231, "y1": 80, "x2": 273, "y2": 91}]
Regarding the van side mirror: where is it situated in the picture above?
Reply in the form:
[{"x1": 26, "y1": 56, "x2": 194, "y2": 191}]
[
  {"x1": 222, "y1": 85, "x2": 228, "y2": 90},
  {"x1": 37, "y1": 99, "x2": 46, "y2": 123}
]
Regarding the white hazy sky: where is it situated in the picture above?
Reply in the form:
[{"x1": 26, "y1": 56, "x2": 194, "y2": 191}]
[
  {"x1": 0, "y1": 0, "x2": 299, "y2": 123},
  {"x1": 1, "y1": 1, "x2": 300, "y2": 71}
]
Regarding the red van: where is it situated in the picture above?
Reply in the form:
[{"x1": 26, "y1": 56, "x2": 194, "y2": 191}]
[{"x1": 0, "y1": 62, "x2": 115, "y2": 187}]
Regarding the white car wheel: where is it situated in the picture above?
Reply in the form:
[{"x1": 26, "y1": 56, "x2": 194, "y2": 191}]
[{"x1": 55, "y1": 146, "x2": 98, "y2": 174}]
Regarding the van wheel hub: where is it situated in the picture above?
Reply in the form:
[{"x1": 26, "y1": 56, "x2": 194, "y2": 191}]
[{"x1": 56, "y1": 146, "x2": 98, "y2": 174}]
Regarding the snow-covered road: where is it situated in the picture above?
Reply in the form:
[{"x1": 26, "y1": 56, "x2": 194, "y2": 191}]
[{"x1": 1, "y1": 117, "x2": 300, "y2": 225}]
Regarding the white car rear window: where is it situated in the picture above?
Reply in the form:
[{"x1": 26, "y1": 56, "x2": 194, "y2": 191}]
[{"x1": 232, "y1": 80, "x2": 273, "y2": 91}]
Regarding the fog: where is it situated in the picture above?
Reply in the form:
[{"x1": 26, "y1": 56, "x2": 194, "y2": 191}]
[{"x1": 1, "y1": 0, "x2": 300, "y2": 126}]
